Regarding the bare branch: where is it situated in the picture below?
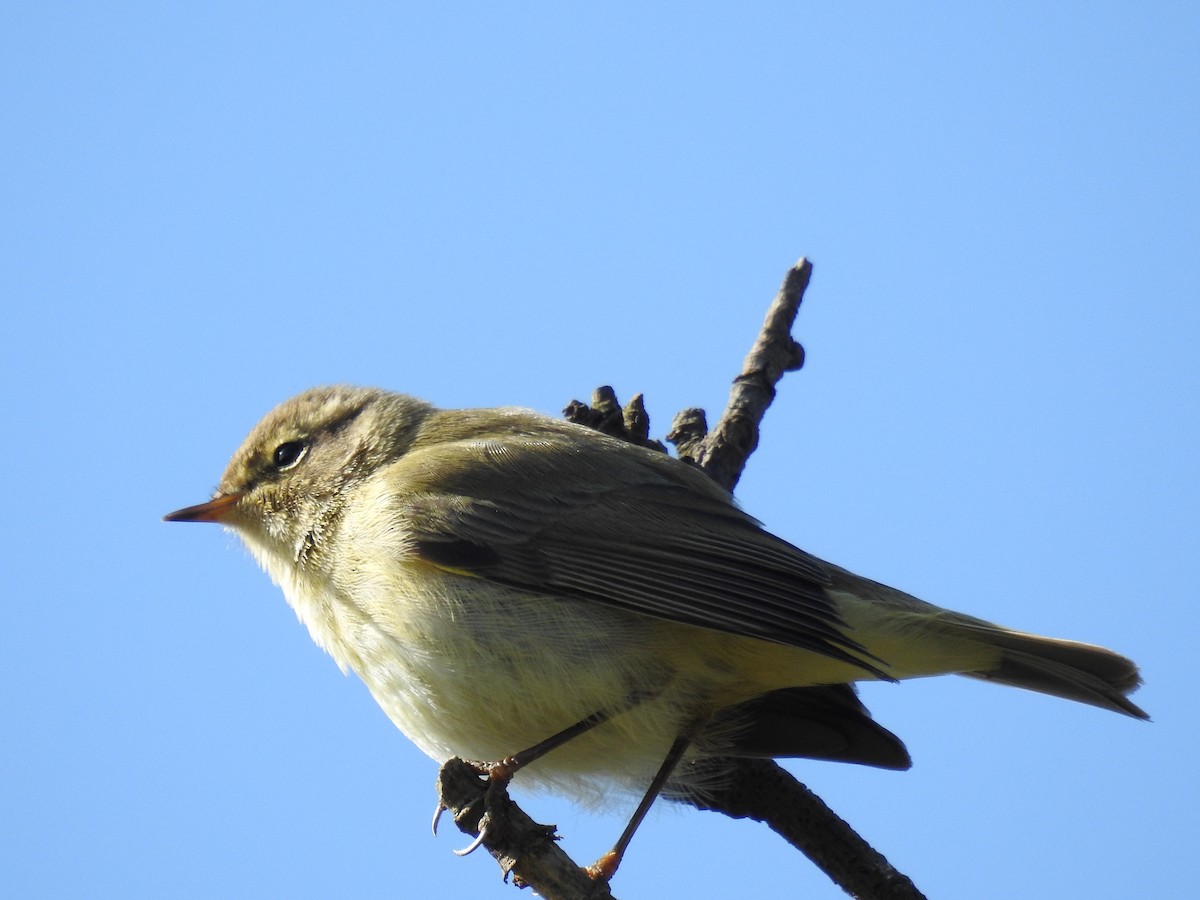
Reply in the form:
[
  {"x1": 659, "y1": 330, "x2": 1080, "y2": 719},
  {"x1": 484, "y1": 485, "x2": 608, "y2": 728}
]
[
  {"x1": 437, "y1": 759, "x2": 616, "y2": 900},
  {"x1": 671, "y1": 256, "x2": 811, "y2": 491},
  {"x1": 564, "y1": 386, "x2": 667, "y2": 453},
  {"x1": 675, "y1": 758, "x2": 926, "y2": 900}
]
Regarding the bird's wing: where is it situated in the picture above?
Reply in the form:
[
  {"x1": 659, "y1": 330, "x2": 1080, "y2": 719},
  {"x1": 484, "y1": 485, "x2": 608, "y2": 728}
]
[{"x1": 389, "y1": 427, "x2": 888, "y2": 679}]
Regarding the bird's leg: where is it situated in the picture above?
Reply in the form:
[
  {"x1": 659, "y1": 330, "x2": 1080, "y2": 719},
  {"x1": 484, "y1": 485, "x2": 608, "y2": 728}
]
[
  {"x1": 477, "y1": 705, "x2": 617, "y2": 785},
  {"x1": 444, "y1": 694, "x2": 655, "y2": 856},
  {"x1": 587, "y1": 732, "x2": 695, "y2": 882}
]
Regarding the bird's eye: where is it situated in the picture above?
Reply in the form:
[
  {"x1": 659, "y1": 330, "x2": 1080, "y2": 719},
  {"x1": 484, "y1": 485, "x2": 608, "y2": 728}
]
[{"x1": 272, "y1": 440, "x2": 308, "y2": 470}]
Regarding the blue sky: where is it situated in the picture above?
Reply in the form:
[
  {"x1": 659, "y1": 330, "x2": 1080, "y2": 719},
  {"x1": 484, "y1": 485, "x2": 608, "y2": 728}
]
[{"x1": 3, "y1": 4, "x2": 1196, "y2": 898}]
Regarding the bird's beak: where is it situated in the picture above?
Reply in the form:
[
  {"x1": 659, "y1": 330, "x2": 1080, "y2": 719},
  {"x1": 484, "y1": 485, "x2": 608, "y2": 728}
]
[{"x1": 163, "y1": 493, "x2": 243, "y2": 524}]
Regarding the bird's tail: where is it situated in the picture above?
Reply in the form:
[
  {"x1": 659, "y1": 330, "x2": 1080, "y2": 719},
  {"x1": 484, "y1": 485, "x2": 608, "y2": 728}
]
[
  {"x1": 828, "y1": 568, "x2": 1148, "y2": 719},
  {"x1": 951, "y1": 621, "x2": 1147, "y2": 718}
]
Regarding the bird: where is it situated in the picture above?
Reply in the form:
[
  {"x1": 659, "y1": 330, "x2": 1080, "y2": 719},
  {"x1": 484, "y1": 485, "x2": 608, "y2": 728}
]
[{"x1": 165, "y1": 384, "x2": 1146, "y2": 879}]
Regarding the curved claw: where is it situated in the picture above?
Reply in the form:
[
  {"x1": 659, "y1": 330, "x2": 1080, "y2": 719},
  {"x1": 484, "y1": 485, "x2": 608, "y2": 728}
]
[
  {"x1": 431, "y1": 801, "x2": 446, "y2": 836},
  {"x1": 453, "y1": 817, "x2": 489, "y2": 857}
]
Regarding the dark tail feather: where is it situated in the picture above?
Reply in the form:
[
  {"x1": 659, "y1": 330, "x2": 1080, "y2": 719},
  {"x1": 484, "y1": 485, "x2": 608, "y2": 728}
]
[{"x1": 957, "y1": 625, "x2": 1148, "y2": 719}]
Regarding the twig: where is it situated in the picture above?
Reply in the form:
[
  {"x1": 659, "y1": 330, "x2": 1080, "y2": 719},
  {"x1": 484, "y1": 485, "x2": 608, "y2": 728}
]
[
  {"x1": 437, "y1": 760, "x2": 616, "y2": 900},
  {"x1": 669, "y1": 257, "x2": 811, "y2": 492},
  {"x1": 676, "y1": 757, "x2": 926, "y2": 900},
  {"x1": 564, "y1": 386, "x2": 667, "y2": 454}
]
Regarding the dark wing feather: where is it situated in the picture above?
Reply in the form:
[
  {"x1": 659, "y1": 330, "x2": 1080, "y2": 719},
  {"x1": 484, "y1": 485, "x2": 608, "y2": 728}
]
[{"x1": 394, "y1": 424, "x2": 888, "y2": 679}]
